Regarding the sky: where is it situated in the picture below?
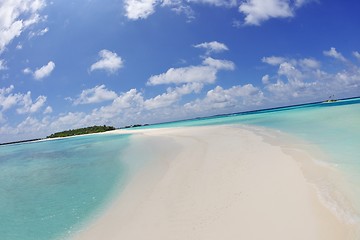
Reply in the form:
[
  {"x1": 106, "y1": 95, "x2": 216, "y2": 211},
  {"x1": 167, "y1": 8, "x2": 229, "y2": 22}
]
[{"x1": 0, "y1": 0, "x2": 359, "y2": 143}]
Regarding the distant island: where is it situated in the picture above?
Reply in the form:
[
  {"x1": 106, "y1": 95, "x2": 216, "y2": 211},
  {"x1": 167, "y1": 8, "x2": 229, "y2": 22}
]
[
  {"x1": 122, "y1": 124, "x2": 149, "y2": 129},
  {"x1": 47, "y1": 125, "x2": 116, "y2": 138}
]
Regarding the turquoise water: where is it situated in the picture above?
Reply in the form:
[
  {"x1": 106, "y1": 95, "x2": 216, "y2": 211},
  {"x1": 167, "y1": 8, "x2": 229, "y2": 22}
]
[{"x1": 0, "y1": 134, "x2": 131, "y2": 240}]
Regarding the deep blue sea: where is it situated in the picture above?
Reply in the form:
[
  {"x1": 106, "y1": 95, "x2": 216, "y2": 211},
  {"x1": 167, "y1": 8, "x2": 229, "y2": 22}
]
[{"x1": 0, "y1": 97, "x2": 359, "y2": 239}]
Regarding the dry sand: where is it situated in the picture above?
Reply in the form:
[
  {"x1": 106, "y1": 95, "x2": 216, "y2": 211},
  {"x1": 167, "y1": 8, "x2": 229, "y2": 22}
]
[{"x1": 72, "y1": 125, "x2": 353, "y2": 240}]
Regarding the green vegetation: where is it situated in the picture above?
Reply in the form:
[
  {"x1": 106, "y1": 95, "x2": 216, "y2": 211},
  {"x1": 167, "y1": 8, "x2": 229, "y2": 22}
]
[{"x1": 47, "y1": 125, "x2": 116, "y2": 138}]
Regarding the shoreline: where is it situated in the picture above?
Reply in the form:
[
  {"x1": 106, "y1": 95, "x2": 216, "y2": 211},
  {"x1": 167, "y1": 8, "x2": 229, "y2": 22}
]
[{"x1": 71, "y1": 125, "x2": 355, "y2": 239}]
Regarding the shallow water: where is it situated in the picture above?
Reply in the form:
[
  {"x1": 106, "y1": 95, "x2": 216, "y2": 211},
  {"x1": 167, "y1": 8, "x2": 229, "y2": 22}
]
[{"x1": 0, "y1": 134, "x2": 131, "y2": 240}]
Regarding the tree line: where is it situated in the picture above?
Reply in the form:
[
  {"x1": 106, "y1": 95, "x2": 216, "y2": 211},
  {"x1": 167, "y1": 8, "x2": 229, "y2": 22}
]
[{"x1": 46, "y1": 125, "x2": 116, "y2": 138}]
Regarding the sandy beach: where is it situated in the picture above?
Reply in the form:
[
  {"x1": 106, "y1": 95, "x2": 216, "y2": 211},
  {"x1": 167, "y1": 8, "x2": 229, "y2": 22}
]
[{"x1": 72, "y1": 125, "x2": 353, "y2": 240}]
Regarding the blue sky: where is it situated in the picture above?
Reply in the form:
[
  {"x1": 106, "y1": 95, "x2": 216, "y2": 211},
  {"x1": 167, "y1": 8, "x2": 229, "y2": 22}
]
[{"x1": 0, "y1": 0, "x2": 359, "y2": 142}]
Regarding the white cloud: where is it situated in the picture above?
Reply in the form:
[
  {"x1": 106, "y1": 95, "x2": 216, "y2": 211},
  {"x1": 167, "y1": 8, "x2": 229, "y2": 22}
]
[
  {"x1": 90, "y1": 49, "x2": 124, "y2": 73},
  {"x1": 23, "y1": 67, "x2": 32, "y2": 74},
  {"x1": 262, "y1": 56, "x2": 286, "y2": 65},
  {"x1": 123, "y1": 0, "x2": 312, "y2": 24},
  {"x1": 86, "y1": 89, "x2": 144, "y2": 124},
  {"x1": 295, "y1": 0, "x2": 313, "y2": 8},
  {"x1": 73, "y1": 85, "x2": 118, "y2": 105},
  {"x1": 49, "y1": 112, "x2": 87, "y2": 132},
  {"x1": 0, "y1": 0, "x2": 46, "y2": 52},
  {"x1": 185, "y1": 84, "x2": 264, "y2": 113},
  {"x1": 262, "y1": 54, "x2": 360, "y2": 104},
  {"x1": 323, "y1": 47, "x2": 347, "y2": 62},
  {"x1": 148, "y1": 65, "x2": 217, "y2": 85},
  {"x1": 124, "y1": 0, "x2": 237, "y2": 20},
  {"x1": 263, "y1": 56, "x2": 320, "y2": 71},
  {"x1": 202, "y1": 57, "x2": 235, "y2": 70},
  {"x1": 33, "y1": 61, "x2": 55, "y2": 80},
  {"x1": 144, "y1": 83, "x2": 203, "y2": 109},
  {"x1": 0, "y1": 85, "x2": 48, "y2": 119},
  {"x1": 147, "y1": 57, "x2": 235, "y2": 85},
  {"x1": 124, "y1": 0, "x2": 159, "y2": 20},
  {"x1": 17, "y1": 92, "x2": 47, "y2": 114},
  {"x1": 299, "y1": 58, "x2": 320, "y2": 69},
  {"x1": 353, "y1": 51, "x2": 360, "y2": 61},
  {"x1": 43, "y1": 106, "x2": 53, "y2": 114},
  {"x1": 239, "y1": 0, "x2": 294, "y2": 26},
  {"x1": 161, "y1": 0, "x2": 195, "y2": 21},
  {"x1": 29, "y1": 27, "x2": 49, "y2": 38},
  {"x1": 262, "y1": 74, "x2": 270, "y2": 84},
  {"x1": 0, "y1": 85, "x2": 20, "y2": 111},
  {"x1": 278, "y1": 62, "x2": 302, "y2": 81},
  {"x1": 194, "y1": 41, "x2": 229, "y2": 54}
]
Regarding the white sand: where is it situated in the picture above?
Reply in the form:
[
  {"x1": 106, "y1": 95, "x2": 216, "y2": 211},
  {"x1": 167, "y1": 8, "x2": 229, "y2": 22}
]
[{"x1": 72, "y1": 125, "x2": 352, "y2": 240}]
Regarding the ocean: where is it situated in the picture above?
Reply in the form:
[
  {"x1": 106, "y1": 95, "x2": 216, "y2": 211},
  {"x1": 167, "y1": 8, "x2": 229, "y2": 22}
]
[{"x1": 0, "y1": 97, "x2": 359, "y2": 239}]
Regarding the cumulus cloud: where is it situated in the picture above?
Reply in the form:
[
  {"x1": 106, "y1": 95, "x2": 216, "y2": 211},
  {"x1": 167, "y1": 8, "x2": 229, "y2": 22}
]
[
  {"x1": 23, "y1": 61, "x2": 55, "y2": 80},
  {"x1": 23, "y1": 67, "x2": 32, "y2": 74},
  {"x1": 43, "y1": 106, "x2": 53, "y2": 114},
  {"x1": 202, "y1": 57, "x2": 235, "y2": 70},
  {"x1": 144, "y1": 83, "x2": 203, "y2": 109},
  {"x1": 0, "y1": 0, "x2": 46, "y2": 52},
  {"x1": 85, "y1": 89, "x2": 145, "y2": 125},
  {"x1": 124, "y1": 0, "x2": 159, "y2": 20},
  {"x1": 148, "y1": 65, "x2": 217, "y2": 85},
  {"x1": 90, "y1": 50, "x2": 124, "y2": 74},
  {"x1": 16, "y1": 92, "x2": 47, "y2": 114},
  {"x1": 194, "y1": 41, "x2": 229, "y2": 55},
  {"x1": 124, "y1": 0, "x2": 237, "y2": 20},
  {"x1": 262, "y1": 55, "x2": 320, "y2": 70},
  {"x1": 147, "y1": 57, "x2": 235, "y2": 85},
  {"x1": 262, "y1": 56, "x2": 286, "y2": 65},
  {"x1": 323, "y1": 47, "x2": 347, "y2": 62},
  {"x1": 185, "y1": 84, "x2": 264, "y2": 113},
  {"x1": 298, "y1": 58, "x2": 320, "y2": 69},
  {"x1": 0, "y1": 85, "x2": 47, "y2": 118},
  {"x1": 262, "y1": 74, "x2": 270, "y2": 84},
  {"x1": 0, "y1": 85, "x2": 20, "y2": 111},
  {"x1": 262, "y1": 52, "x2": 360, "y2": 104},
  {"x1": 72, "y1": 85, "x2": 118, "y2": 105},
  {"x1": 161, "y1": 0, "x2": 195, "y2": 21},
  {"x1": 239, "y1": 0, "x2": 294, "y2": 26},
  {"x1": 33, "y1": 61, "x2": 55, "y2": 80}
]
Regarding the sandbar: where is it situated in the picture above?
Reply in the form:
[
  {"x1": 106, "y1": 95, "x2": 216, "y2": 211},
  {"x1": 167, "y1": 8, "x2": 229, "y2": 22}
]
[{"x1": 72, "y1": 125, "x2": 353, "y2": 239}]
